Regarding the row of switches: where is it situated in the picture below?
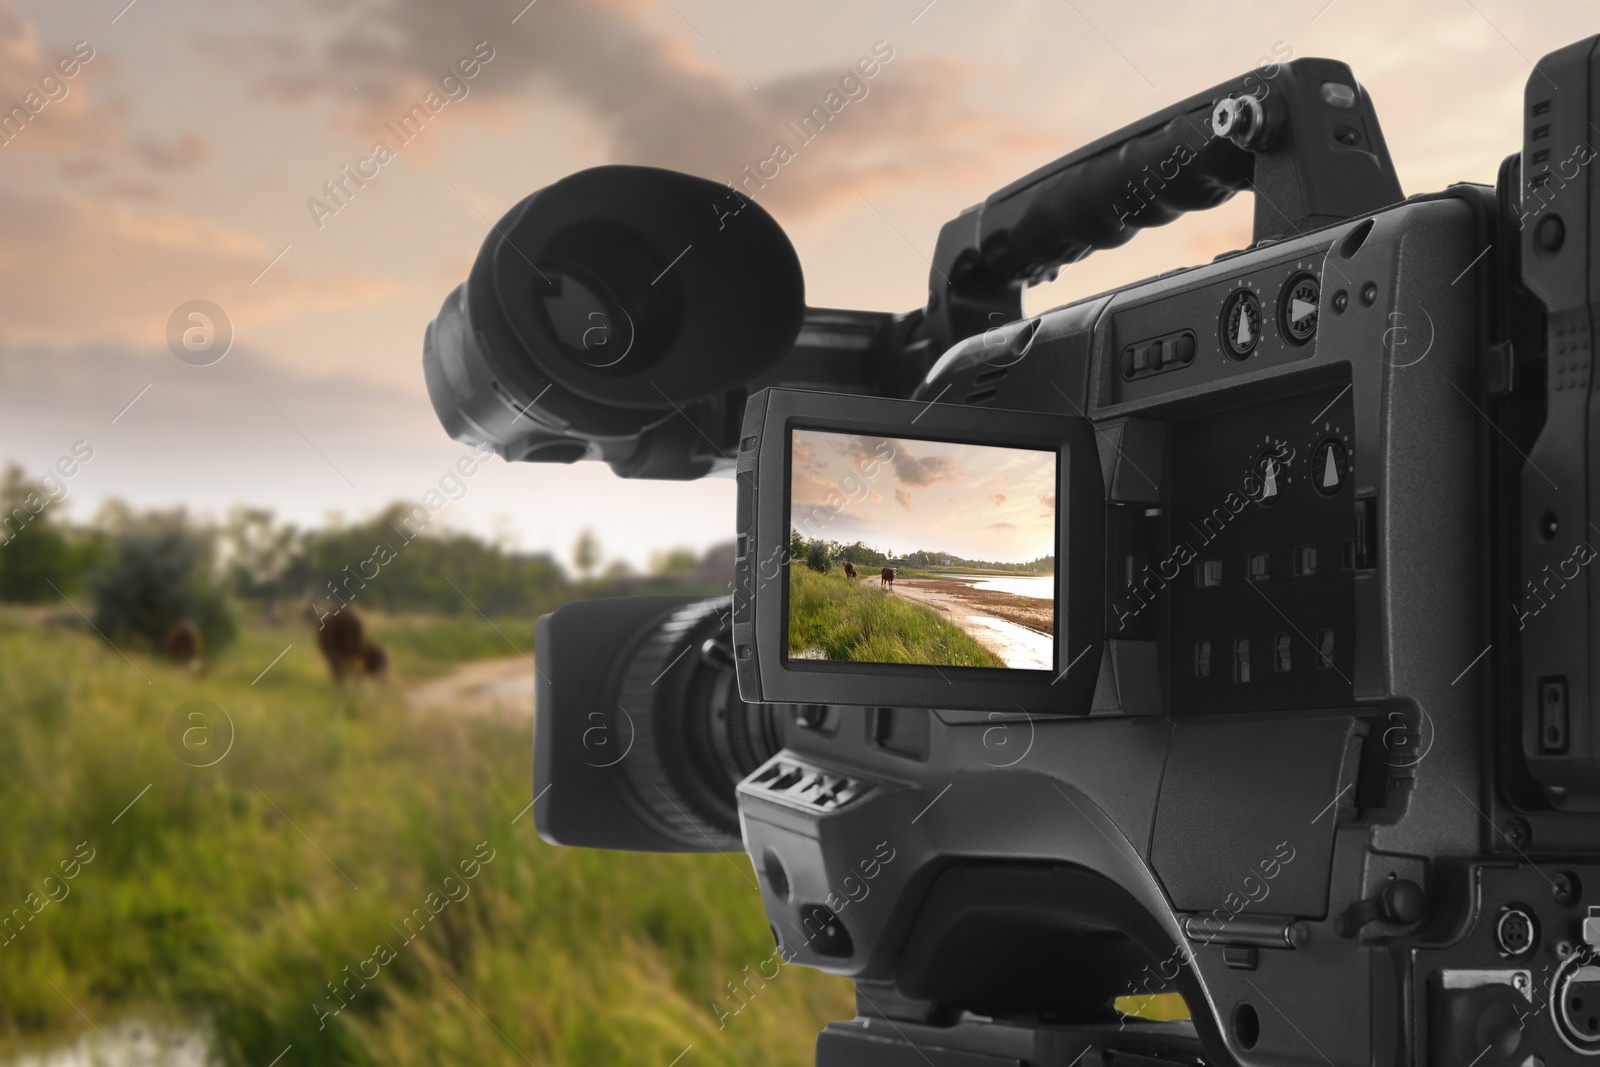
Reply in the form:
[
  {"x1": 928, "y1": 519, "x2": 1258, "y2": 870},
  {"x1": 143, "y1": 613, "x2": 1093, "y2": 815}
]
[
  {"x1": 1122, "y1": 331, "x2": 1197, "y2": 380},
  {"x1": 1194, "y1": 631, "x2": 1336, "y2": 680}
]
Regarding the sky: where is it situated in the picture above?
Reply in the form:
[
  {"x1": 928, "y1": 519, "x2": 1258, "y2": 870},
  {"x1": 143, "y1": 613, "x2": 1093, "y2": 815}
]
[
  {"x1": 0, "y1": 0, "x2": 1588, "y2": 568},
  {"x1": 790, "y1": 429, "x2": 1056, "y2": 564}
]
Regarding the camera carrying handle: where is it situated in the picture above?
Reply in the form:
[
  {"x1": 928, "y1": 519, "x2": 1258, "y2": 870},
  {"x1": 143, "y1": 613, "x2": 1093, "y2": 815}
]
[{"x1": 925, "y1": 57, "x2": 1403, "y2": 354}]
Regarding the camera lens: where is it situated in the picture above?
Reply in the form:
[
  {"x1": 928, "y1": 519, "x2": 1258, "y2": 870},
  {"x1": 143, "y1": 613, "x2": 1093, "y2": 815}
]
[{"x1": 615, "y1": 598, "x2": 784, "y2": 847}]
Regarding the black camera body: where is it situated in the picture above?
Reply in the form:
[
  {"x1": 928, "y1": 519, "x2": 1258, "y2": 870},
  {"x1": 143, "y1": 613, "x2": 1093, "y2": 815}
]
[{"x1": 427, "y1": 35, "x2": 1600, "y2": 1067}]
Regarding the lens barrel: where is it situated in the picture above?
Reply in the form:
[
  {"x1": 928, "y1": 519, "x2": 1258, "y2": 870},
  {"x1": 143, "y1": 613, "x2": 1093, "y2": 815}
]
[
  {"x1": 534, "y1": 594, "x2": 785, "y2": 853},
  {"x1": 614, "y1": 597, "x2": 783, "y2": 848}
]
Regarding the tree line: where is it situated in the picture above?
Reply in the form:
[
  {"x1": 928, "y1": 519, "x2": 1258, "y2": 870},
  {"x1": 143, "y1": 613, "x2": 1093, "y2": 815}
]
[
  {"x1": 787, "y1": 530, "x2": 1052, "y2": 574},
  {"x1": 0, "y1": 464, "x2": 728, "y2": 655}
]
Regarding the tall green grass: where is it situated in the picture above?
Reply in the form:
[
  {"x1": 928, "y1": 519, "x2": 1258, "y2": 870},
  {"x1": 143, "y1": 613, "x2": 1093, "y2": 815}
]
[
  {"x1": 0, "y1": 612, "x2": 851, "y2": 1065},
  {"x1": 786, "y1": 567, "x2": 1004, "y2": 668},
  {"x1": 359, "y1": 611, "x2": 536, "y2": 680}
]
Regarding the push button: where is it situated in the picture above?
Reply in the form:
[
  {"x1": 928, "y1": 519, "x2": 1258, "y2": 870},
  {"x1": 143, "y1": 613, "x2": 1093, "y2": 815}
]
[{"x1": 1320, "y1": 82, "x2": 1357, "y2": 108}]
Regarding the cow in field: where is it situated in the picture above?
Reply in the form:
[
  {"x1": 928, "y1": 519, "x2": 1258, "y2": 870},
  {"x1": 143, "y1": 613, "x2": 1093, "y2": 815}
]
[
  {"x1": 880, "y1": 567, "x2": 896, "y2": 591},
  {"x1": 316, "y1": 606, "x2": 388, "y2": 682},
  {"x1": 361, "y1": 641, "x2": 389, "y2": 679},
  {"x1": 165, "y1": 621, "x2": 203, "y2": 671},
  {"x1": 843, "y1": 561, "x2": 857, "y2": 581}
]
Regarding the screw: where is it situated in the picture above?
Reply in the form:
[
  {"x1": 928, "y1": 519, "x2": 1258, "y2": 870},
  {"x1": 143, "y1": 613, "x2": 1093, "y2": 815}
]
[
  {"x1": 1554, "y1": 872, "x2": 1580, "y2": 907},
  {"x1": 1212, "y1": 98, "x2": 1243, "y2": 137},
  {"x1": 1212, "y1": 95, "x2": 1264, "y2": 146},
  {"x1": 1555, "y1": 939, "x2": 1575, "y2": 960},
  {"x1": 1360, "y1": 282, "x2": 1379, "y2": 307},
  {"x1": 1502, "y1": 817, "x2": 1532, "y2": 850},
  {"x1": 1331, "y1": 290, "x2": 1349, "y2": 313}
]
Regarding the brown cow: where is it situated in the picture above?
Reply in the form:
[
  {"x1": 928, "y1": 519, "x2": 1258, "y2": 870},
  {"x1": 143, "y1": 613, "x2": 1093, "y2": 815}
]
[
  {"x1": 843, "y1": 561, "x2": 857, "y2": 581},
  {"x1": 880, "y1": 567, "x2": 896, "y2": 591},
  {"x1": 361, "y1": 640, "x2": 389, "y2": 679},
  {"x1": 316, "y1": 606, "x2": 388, "y2": 682},
  {"x1": 165, "y1": 621, "x2": 202, "y2": 670}
]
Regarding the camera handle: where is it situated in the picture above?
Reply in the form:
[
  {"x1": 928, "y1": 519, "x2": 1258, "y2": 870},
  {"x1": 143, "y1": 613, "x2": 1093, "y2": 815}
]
[{"x1": 924, "y1": 57, "x2": 1403, "y2": 355}]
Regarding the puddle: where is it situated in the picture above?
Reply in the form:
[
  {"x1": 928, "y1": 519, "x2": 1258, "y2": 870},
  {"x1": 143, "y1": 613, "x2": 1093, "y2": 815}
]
[
  {"x1": 7, "y1": 1022, "x2": 216, "y2": 1067},
  {"x1": 965, "y1": 615, "x2": 1053, "y2": 670}
]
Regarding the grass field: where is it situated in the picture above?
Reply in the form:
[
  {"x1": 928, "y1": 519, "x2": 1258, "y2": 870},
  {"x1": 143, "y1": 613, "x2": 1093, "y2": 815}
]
[
  {"x1": 358, "y1": 611, "x2": 536, "y2": 680},
  {"x1": 786, "y1": 567, "x2": 1005, "y2": 668},
  {"x1": 0, "y1": 608, "x2": 851, "y2": 1066}
]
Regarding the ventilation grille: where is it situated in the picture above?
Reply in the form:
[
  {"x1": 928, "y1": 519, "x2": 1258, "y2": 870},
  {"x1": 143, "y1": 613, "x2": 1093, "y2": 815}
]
[
  {"x1": 743, "y1": 756, "x2": 870, "y2": 813},
  {"x1": 964, "y1": 365, "x2": 1009, "y2": 405}
]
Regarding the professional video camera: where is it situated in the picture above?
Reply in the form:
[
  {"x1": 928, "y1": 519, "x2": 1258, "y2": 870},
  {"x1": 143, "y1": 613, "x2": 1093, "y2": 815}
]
[{"x1": 423, "y1": 35, "x2": 1600, "y2": 1067}]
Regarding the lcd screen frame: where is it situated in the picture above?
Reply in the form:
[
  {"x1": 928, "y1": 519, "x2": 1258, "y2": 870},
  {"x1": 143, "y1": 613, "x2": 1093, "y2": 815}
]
[{"x1": 732, "y1": 388, "x2": 1105, "y2": 714}]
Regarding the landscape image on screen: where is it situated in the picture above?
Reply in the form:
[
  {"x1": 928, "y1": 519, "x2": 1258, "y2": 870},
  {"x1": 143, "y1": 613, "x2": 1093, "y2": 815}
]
[{"x1": 787, "y1": 429, "x2": 1056, "y2": 670}]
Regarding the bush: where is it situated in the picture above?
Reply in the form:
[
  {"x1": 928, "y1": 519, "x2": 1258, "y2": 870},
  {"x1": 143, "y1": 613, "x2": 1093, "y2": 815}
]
[
  {"x1": 86, "y1": 511, "x2": 236, "y2": 655},
  {"x1": 803, "y1": 542, "x2": 830, "y2": 574},
  {"x1": 304, "y1": 504, "x2": 567, "y2": 618},
  {"x1": 0, "y1": 521, "x2": 72, "y2": 602},
  {"x1": 0, "y1": 465, "x2": 82, "y2": 602}
]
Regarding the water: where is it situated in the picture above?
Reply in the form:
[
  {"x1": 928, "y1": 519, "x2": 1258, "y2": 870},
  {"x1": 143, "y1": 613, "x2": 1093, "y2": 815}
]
[
  {"x1": 6, "y1": 1022, "x2": 215, "y2": 1067},
  {"x1": 966, "y1": 615, "x2": 1053, "y2": 670},
  {"x1": 949, "y1": 573, "x2": 1054, "y2": 600}
]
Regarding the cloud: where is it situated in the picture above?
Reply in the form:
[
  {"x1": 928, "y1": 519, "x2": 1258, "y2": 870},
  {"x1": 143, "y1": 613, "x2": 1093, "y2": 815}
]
[
  {"x1": 830, "y1": 434, "x2": 962, "y2": 488},
  {"x1": 1039, "y1": 493, "x2": 1055, "y2": 510},
  {"x1": 894, "y1": 487, "x2": 912, "y2": 511},
  {"x1": 889, "y1": 442, "x2": 963, "y2": 488},
  {"x1": 0, "y1": 337, "x2": 445, "y2": 515},
  {"x1": 0, "y1": 185, "x2": 406, "y2": 348},
  {"x1": 789, "y1": 468, "x2": 837, "y2": 510},
  {"x1": 0, "y1": 5, "x2": 120, "y2": 160},
  {"x1": 88, "y1": 178, "x2": 168, "y2": 203},
  {"x1": 989, "y1": 492, "x2": 1006, "y2": 506},
  {"x1": 135, "y1": 132, "x2": 209, "y2": 171},
  {"x1": 213, "y1": 0, "x2": 1049, "y2": 215},
  {"x1": 988, "y1": 521, "x2": 1015, "y2": 530},
  {"x1": 833, "y1": 435, "x2": 886, "y2": 467}
]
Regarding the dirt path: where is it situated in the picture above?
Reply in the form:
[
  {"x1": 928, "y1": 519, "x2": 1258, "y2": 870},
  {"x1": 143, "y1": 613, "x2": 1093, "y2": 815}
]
[
  {"x1": 892, "y1": 580, "x2": 1053, "y2": 670},
  {"x1": 405, "y1": 656, "x2": 536, "y2": 718}
]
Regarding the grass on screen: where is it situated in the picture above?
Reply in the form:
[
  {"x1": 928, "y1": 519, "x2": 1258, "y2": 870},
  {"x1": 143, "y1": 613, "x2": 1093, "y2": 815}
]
[{"x1": 786, "y1": 566, "x2": 1004, "y2": 668}]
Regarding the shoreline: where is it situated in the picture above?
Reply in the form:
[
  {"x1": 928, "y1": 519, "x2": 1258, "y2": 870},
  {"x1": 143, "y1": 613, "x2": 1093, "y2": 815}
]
[
  {"x1": 891, "y1": 577, "x2": 1053, "y2": 670},
  {"x1": 897, "y1": 577, "x2": 1053, "y2": 634}
]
